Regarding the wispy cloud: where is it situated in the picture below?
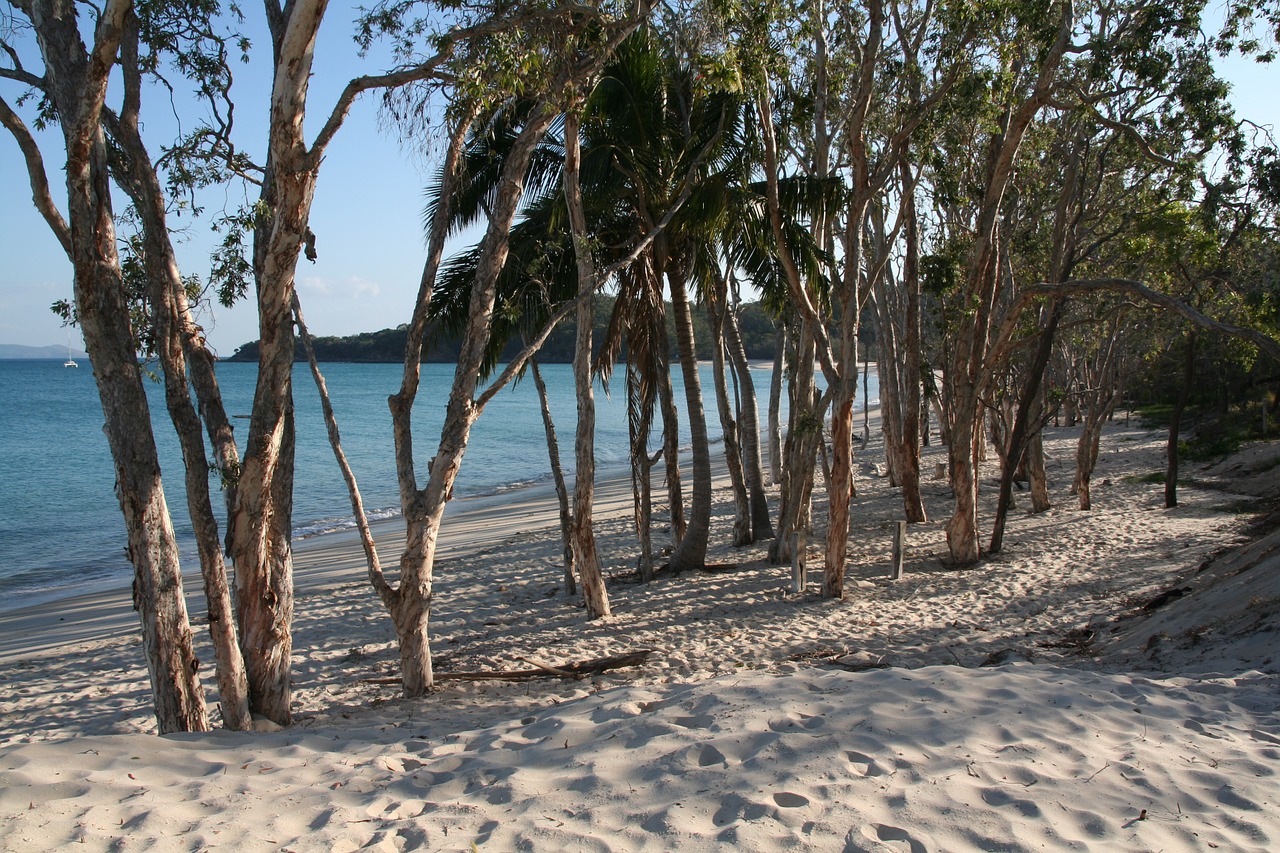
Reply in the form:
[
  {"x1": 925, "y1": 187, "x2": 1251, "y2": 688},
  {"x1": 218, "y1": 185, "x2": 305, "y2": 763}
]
[{"x1": 297, "y1": 276, "x2": 382, "y2": 299}]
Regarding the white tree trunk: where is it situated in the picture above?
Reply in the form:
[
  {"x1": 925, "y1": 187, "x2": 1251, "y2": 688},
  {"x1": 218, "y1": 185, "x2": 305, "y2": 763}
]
[
  {"x1": 22, "y1": 0, "x2": 209, "y2": 734},
  {"x1": 562, "y1": 110, "x2": 611, "y2": 619}
]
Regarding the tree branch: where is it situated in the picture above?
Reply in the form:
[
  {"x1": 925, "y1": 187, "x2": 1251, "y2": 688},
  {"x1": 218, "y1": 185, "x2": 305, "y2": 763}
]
[
  {"x1": 293, "y1": 292, "x2": 392, "y2": 602},
  {"x1": 1021, "y1": 278, "x2": 1280, "y2": 363},
  {"x1": 0, "y1": 43, "x2": 45, "y2": 88},
  {"x1": 1084, "y1": 108, "x2": 1181, "y2": 169},
  {"x1": 89, "y1": 0, "x2": 132, "y2": 91},
  {"x1": 0, "y1": 94, "x2": 71, "y2": 256},
  {"x1": 310, "y1": 9, "x2": 592, "y2": 164}
]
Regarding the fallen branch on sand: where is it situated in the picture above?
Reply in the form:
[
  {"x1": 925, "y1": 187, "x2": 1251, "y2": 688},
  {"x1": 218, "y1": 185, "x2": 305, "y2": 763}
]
[{"x1": 363, "y1": 650, "x2": 654, "y2": 684}]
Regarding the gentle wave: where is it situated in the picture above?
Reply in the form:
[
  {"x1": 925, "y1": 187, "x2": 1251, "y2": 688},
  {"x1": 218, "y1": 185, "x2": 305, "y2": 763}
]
[{"x1": 291, "y1": 505, "x2": 403, "y2": 540}]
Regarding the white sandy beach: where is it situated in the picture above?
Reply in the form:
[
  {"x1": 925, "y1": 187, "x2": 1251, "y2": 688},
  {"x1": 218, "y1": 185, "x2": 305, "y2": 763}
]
[{"x1": 2, "y1": 413, "x2": 1278, "y2": 852}]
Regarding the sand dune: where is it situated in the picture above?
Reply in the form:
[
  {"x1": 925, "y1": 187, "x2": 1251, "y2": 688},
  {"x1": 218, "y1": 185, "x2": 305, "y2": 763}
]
[{"x1": 1, "y1": 416, "x2": 1278, "y2": 851}]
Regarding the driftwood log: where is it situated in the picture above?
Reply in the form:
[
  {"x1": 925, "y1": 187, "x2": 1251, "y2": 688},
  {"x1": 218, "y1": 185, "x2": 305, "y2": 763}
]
[{"x1": 363, "y1": 650, "x2": 654, "y2": 685}]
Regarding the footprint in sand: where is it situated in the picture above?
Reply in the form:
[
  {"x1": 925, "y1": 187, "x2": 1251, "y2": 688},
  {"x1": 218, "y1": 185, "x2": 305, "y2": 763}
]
[
  {"x1": 980, "y1": 786, "x2": 1042, "y2": 818},
  {"x1": 1183, "y1": 717, "x2": 1227, "y2": 739},
  {"x1": 845, "y1": 750, "x2": 886, "y2": 777},
  {"x1": 772, "y1": 791, "x2": 810, "y2": 808},
  {"x1": 856, "y1": 823, "x2": 928, "y2": 853},
  {"x1": 767, "y1": 712, "x2": 826, "y2": 732},
  {"x1": 687, "y1": 744, "x2": 728, "y2": 767}
]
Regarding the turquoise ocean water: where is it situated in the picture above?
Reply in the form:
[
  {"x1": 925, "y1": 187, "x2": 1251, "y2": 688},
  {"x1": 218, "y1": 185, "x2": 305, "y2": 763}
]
[{"x1": 0, "y1": 358, "x2": 876, "y2": 612}]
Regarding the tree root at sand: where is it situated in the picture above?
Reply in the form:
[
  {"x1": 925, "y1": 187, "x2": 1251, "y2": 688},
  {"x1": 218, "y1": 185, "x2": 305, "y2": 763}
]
[{"x1": 362, "y1": 650, "x2": 654, "y2": 684}]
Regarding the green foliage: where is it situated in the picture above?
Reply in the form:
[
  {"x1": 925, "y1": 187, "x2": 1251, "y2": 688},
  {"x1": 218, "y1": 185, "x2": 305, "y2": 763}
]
[
  {"x1": 920, "y1": 247, "x2": 965, "y2": 297},
  {"x1": 209, "y1": 203, "x2": 267, "y2": 308},
  {"x1": 792, "y1": 407, "x2": 822, "y2": 436},
  {"x1": 226, "y1": 299, "x2": 780, "y2": 364},
  {"x1": 210, "y1": 458, "x2": 241, "y2": 490},
  {"x1": 50, "y1": 300, "x2": 77, "y2": 327}
]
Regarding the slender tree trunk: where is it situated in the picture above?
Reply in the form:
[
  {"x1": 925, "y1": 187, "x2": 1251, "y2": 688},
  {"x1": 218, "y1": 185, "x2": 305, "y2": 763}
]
[
  {"x1": 1076, "y1": 418, "x2": 1101, "y2": 510},
  {"x1": 874, "y1": 286, "x2": 905, "y2": 488},
  {"x1": 942, "y1": 4, "x2": 1072, "y2": 565},
  {"x1": 1166, "y1": 331, "x2": 1196, "y2": 508},
  {"x1": 627, "y1": 361, "x2": 657, "y2": 581},
  {"x1": 657, "y1": 358, "x2": 686, "y2": 547},
  {"x1": 944, "y1": 373, "x2": 983, "y2": 564},
  {"x1": 531, "y1": 357, "x2": 576, "y2": 596},
  {"x1": 768, "y1": 326, "x2": 785, "y2": 486},
  {"x1": 824, "y1": 208, "x2": 870, "y2": 597},
  {"x1": 990, "y1": 299, "x2": 1063, "y2": 553},
  {"x1": 708, "y1": 288, "x2": 751, "y2": 546},
  {"x1": 227, "y1": 0, "x2": 352, "y2": 723},
  {"x1": 898, "y1": 164, "x2": 926, "y2": 521},
  {"x1": 381, "y1": 109, "x2": 476, "y2": 696},
  {"x1": 770, "y1": 319, "x2": 822, "y2": 565},
  {"x1": 1018, "y1": 399, "x2": 1049, "y2": 512},
  {"x1": 138, "y1": 196, "x2": 252, "y2": 732},
  {"x1": 387, "y1": 104, "x2": 559, "y2": 696},
  {"x1": 1076, "y1": 395, "x2": 1115, "y2": 511},
  {"x1": 81, "y1": 158, "x2": 209, "y2": 733},
  {"x1": 668, "y1": 268, "x2": 712, "y2": 573},
  {"x1": 721, "y1": 276, "x2": 773, "y2": 539},
  {"x1": 233, "y1": 184, "x2": 301, "y2": 724},
  {"x1": 26, "y1": 0, "x2": 208, "y2": 733},
  {"x1": 1072, "y1": 317, "x2": 1124, "y2": 510},
  {"x1": 921, "y1": 388, "x2": 931, "y2": 447},
  {"x1": 105, "y1": 39, "x2": 252, "y2": 729},
  {"x1": 824, "y1": 390, "x2": 857, "y2": 598},
  {"x1": 77, "y1": 158, "x2": 209, "y2": 733},
  {"x1": 653, "y1": 288, "x2": 686, "y2": 548},
  {"x1": 562, "y1": 110, "x2": 611, "y2": 618}
]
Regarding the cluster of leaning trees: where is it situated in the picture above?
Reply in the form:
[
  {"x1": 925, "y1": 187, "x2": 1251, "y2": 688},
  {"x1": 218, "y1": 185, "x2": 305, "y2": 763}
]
[{"x1": 5, "y1": 0, "x2": 1280, "y2": 733}]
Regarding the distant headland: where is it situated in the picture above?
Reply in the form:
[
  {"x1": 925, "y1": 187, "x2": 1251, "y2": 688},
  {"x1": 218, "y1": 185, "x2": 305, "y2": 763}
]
[
  {"x1": 224, "y1": 298, "x2": 780, "y2": 363},
  {"x1": 0, "y1": 344, "x2": 89, "y2": 360}
]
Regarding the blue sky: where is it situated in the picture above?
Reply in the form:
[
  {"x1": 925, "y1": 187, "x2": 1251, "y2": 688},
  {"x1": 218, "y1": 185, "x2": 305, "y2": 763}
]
[
  {"x1": 2, "y1": 10, "x2": 1277, "y2": 354},
  {"x1": 1, "y1": 3, "x2": 446, "y2": 356}
]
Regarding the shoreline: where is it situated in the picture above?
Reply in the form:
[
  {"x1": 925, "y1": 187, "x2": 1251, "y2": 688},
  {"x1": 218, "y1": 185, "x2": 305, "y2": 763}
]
[
  {"x1": 0, "y1": 358, "x2": 879, "y2": 662},
  {"x1": 0, "y1": 417, "x2": 775, "y2": 663},
  {"x1": 0, "y1": 454, "x2": 638, "y2": 663},
  {"x1": 0, "y1": 356, "x2": 831, "y2": 614}
]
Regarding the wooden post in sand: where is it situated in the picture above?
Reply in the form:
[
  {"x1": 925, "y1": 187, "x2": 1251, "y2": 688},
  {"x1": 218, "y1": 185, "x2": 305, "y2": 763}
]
[
  {"x1": 791, "y1": 531, "x2": 808, "y2": 593},
  {"x1": 891, "y1": 521, "x2": 906, "y2": 580}
]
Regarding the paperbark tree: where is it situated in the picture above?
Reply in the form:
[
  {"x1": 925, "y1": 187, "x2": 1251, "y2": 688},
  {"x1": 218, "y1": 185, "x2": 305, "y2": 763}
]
[
  {"x1": 750, "y1": 0, "x2": 964, "y2": 593},
  {"x1": 103, "y1": 14, "x2": 252, "y2": 730},
  {"x1": 529, "y1": 356, "x2": 577, "y2": 595},
  {"x1": 941, "y1": 2, "x2": 1072, "y2": 565},
  {"x1": 562, "y1": 107, "x2": 612, "y2": 616},
  {"x1": 897, "y1": 161, "x2": 927, "y2": 522},
  {"x1": 1165, "y1": 330, "x2": 1197, "y2": 508},
  {"x1": 1072, "y1": 321, "x2": 1125, "y2": 511},
  {"x1": 380, "y1": 11, "x2": 660, "y2": 694},
  {"x1": 707, "y1": 268, "x2": 752, "y2": 547},
  {"x1": 870, "y1": 180, "x2": 926, "y2": 521},
  {"x1": 719, "y1": 273, "x2": 773, "y2": 540},
  {"x1": 4, "y1": 0, "x2": 208, "y2": 733},
  {"x1": 988, "y1": 128, "x2": 1083, "y2": 554},
  {"x1": 757, "y1": 80, "x2": 828, "y2": 569},
  {"x1": 221, "y1": 0, "x2": 528, "y2": 721}
]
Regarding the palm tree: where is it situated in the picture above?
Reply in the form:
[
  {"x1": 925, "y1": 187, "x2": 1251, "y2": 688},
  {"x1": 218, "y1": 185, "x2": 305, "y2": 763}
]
[{"x1": 583, "y1": 30, "x2": 754, "y2": 573}]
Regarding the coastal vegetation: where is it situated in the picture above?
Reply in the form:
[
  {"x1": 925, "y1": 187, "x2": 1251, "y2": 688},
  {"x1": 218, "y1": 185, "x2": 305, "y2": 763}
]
[
  {"x1": 4, "y1": 0, "x2": 1280, "y2": 734},
  {"x1": 223, "y1": 297, "x2": 783, "y2": 363}
]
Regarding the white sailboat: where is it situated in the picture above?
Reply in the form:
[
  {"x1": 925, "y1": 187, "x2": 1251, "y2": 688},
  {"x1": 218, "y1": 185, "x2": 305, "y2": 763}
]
[{"x1": 64, "y1": 332, "x2": 78, "y2": 368}]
